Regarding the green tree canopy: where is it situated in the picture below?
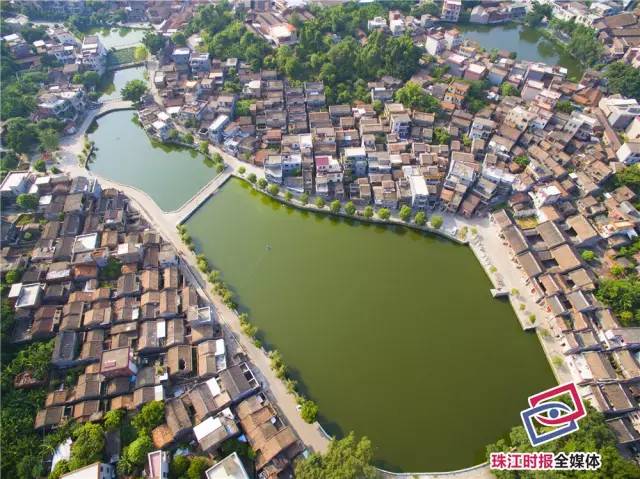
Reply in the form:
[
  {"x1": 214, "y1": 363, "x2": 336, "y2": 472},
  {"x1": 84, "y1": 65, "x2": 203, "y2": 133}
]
[
  {"x1": 69, "y1": 423, "x2": 105, "y2": 470},
  {"x1": 596, "y1": 277, "x2": 640, "y2": 326},
  {"x1": 131, "y1": 401, "x2": 164, "y2": 435},
  {"x1": 329, "y1": 200, "x2": 341, "y2": 213},
  {"x1": 121, "y1": 79, "x2": 148, "y2": 103},
  {"x1": 499, "y1": 82, "x2": 519, "y2": 97},
  {"x1": 187, "y1": 457, "x2": 210, "y2": 479},
  {"x1": 556, "y1": 100, "x2": 574, "y2": 114},
  {"x1": 103, "y1": 409, "x2": 125, "y2": 431},
  {"x1": 38, "y1": 129, "x2": 59, "y2": 153},
  {"x1": 234, "y1": 99, "x2": 253, "y2": 117},
  {"x1": 398, "y1": 205, "x2": 412, "y2": 221},
  {"x1": 142, "y1": 31, "x2": 165, "y2": 55},
  {"x1": 394, "y1": 81, "x2": 440, "y2": 113},
  {"x1": 295, "y1": 432, "x2": 376, "y2": 479},
  {"x1": 377, "y1": 208, "x2": 391, "y2": 220},
  {"x1": 300, "y1": 399, "x2": 319, "y2": 423},
  {"x1": 344, "y1": 201, "x2": 356, "y2": 215},
  {"x1": 433, "y1": 127, "x2": 451, "y2": 145},
  {"x1": 414, "y1": 211, "x2": 426, "y2": 226},
  {"x1": 431, "y1": 215, "x2": 444, "y2": 229},
  {"x1": 16, "y1": 193, "x2": 39, "y2": 210},
  {"x1": 171, "y1": 32, "x2": 187, "y2": 46},
  {"x1": 33, "y1": 159, "x2": 46, "y2": 172},
  {"x1": 4, "y1": 118, "x2": 38, "y2": 153},
  {"x1": 605, "y1": 62, "x2": 640, "y2": 100},
  {"x1": 363, "y1": 206, "x2": 374, "y2": 219}
]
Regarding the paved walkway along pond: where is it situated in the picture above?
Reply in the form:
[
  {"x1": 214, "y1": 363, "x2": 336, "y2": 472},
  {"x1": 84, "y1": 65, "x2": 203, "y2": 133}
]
[
  {"x1": 88, "y1": 110, "x2": 216, "y2": 211},
  {"x1": 186, "y1": 179, "x2": 556, "y2": 472}
]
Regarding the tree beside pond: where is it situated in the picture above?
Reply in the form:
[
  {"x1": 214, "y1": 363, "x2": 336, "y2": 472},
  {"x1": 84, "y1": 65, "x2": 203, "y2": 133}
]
[
  {"x1": 344, "y1": 201, "x2": 356, "y2": 216},
  {"x1": 121, "y1": 79, "x2": 148, "y2": 103},
  {"x1": 295, "y1": 432, "x2": 377, "y2": 479},
  {"x1": 377, "y1": 208, "x2": 391, "y2": 220},
  {"x1": 399, "y1": 205, "x2": 412, "y2": 221}
]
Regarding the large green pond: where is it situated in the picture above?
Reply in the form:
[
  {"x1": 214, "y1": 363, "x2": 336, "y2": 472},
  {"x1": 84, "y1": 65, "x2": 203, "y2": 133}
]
[
  {"x1": 186, "y1": 180, "x2": 555, "y2": 472},
  {"x1": 458, "y1": 23, "x2": 583, "y2": 80},
  {"x1": 88, "y1": 111, "x2": 215, "y2": 211}
]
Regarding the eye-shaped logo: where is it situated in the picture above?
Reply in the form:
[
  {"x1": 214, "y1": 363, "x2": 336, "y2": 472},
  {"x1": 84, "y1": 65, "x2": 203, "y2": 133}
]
[{"x1": 521, "y1": 383, "x2": 587, "y2": 447}]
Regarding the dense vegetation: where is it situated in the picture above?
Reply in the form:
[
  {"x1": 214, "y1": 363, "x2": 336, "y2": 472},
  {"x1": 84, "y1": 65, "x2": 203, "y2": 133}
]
[
  {"x1": 605, "y1": 62, "x2": 640, "y2": 101},
  {"x1": 486, "y1": 407, "x2": 640, "y2": 478},
  {"x1": 267, "y1": 2, "x2": 422, "y2": 104},
  {"x1": 185, "y1": 1, "x2": 272, "y2": 72},
  {"x1": 0, "y1": 22, "x2": 69, "y2": 159},
  {"x1": 549, "y1": 18, "x2": 603, "y2": 68},
  {"x1": 524, "y1": 2, "x2": 553, "y2": 27},
  {"x1": 295, "y1": 432, "x2": 377, "y2": 479},
  {"x1": 1, "y1": 338, "x2": 53, "y2": 478},
  {"x1": 186, "y1": 1, "x2": 423, "y2": 105}
]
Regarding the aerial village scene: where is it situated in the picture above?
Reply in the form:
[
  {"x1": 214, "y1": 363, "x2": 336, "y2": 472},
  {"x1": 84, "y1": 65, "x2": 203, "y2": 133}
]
[{"x1": 2, "y1": 0, "x2": 640, "y2": 478}]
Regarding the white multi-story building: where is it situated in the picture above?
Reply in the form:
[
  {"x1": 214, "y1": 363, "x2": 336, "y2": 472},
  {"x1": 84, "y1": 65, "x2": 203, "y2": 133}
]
[
  {"x1": 616, "y1": 140, "x2": 640, "y2": 165},
  {"x1": 441, "y1": 0, "x2": 462, "y2": 22},
  {"x1": 425, "y1": 32, "x2": 446, "y2": 57},
  {"x1": 599, "y1": 96, "x2": 640, "y2": 130},
  {"x1": 78, "y1": 35, "x2": 107, "y2": 75},
  {"x1": 403, "y1": 166, "x2": 429, "y2": 210}
]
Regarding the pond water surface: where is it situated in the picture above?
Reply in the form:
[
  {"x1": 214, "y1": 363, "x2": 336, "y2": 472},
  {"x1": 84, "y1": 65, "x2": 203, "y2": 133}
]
[{"x1": 185, "y1": 180, "x2": 556, "y2": 472}]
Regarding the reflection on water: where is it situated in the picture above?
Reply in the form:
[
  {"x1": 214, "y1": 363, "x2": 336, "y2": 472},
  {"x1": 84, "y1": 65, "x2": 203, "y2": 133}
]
[{"x1": 458, "y1": 23, "x2": 583, "y2": 80}]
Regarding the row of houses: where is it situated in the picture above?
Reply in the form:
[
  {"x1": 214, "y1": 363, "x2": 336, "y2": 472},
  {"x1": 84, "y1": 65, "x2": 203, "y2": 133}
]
[{"x1": 0, "y1": 171, "x2": 304, "y2": 479}]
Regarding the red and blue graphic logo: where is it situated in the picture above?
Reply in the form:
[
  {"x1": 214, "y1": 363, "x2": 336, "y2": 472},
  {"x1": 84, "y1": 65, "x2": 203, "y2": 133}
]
[{"x1": 521, "y1": 383, "x2": 587, "y2": 447}]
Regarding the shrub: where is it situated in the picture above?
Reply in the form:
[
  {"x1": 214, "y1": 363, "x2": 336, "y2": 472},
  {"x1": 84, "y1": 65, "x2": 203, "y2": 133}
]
[
  {"x1": 300, "y1": 192, "x2": 309, "y2": 204},
  {"x1": 414, "y1": 211, "x2": 426, "y2": 226},
  {"x1": 131, "y1": 401, "x2": 164, "y2": 435},
  {"x1": 33, "y1": 159, "x2": 46, "y2": 172},
  {"x1": 170, "y1": 455, "x2": 190, "y2": 479},
  {"x1": 300, "y1": 399, "x2": 319, "y2": 423},
  {"x1": 103, "y1": 409, "x2": 125, "y2": 431},
  {"x1": 247, "y1": 173, "x2": 257, "y2": 184},
  {"x1": 284, "y1": 191, "x2": 293, "y2": 201},
  {"x1": 257, "y1": 178, "x2": 268, "y2": 189},
  {"x1": 238, "y1": 166, "x2": 246, "y2": 174},
  {"x1": 315, "y1": 197, "x2": 325, "y2": 208},
  {"x1": 581, "y1": 250, "x2": 596, "y2": 262},
  {"x1": 329, "y1": 200, "x2": 341, "y2": 213},
  {"x1": 363, "y1": 206, "x2": 374, "y2": 219},
  {"x1": 430, "y1": 215, "x2": 443, "y2": 229},
  {"x1": 344, "y1": 201, "x2": 356, "y2": 215},
  {"x1": 398, "y1": 205, "x2": 411, "y2": 221},
  {"x1": 377, "y1": 208, "x2": 391, "y2": 220},
  {"x1": 267, "y1": 184, "x2": 279, "y2": 195}
]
